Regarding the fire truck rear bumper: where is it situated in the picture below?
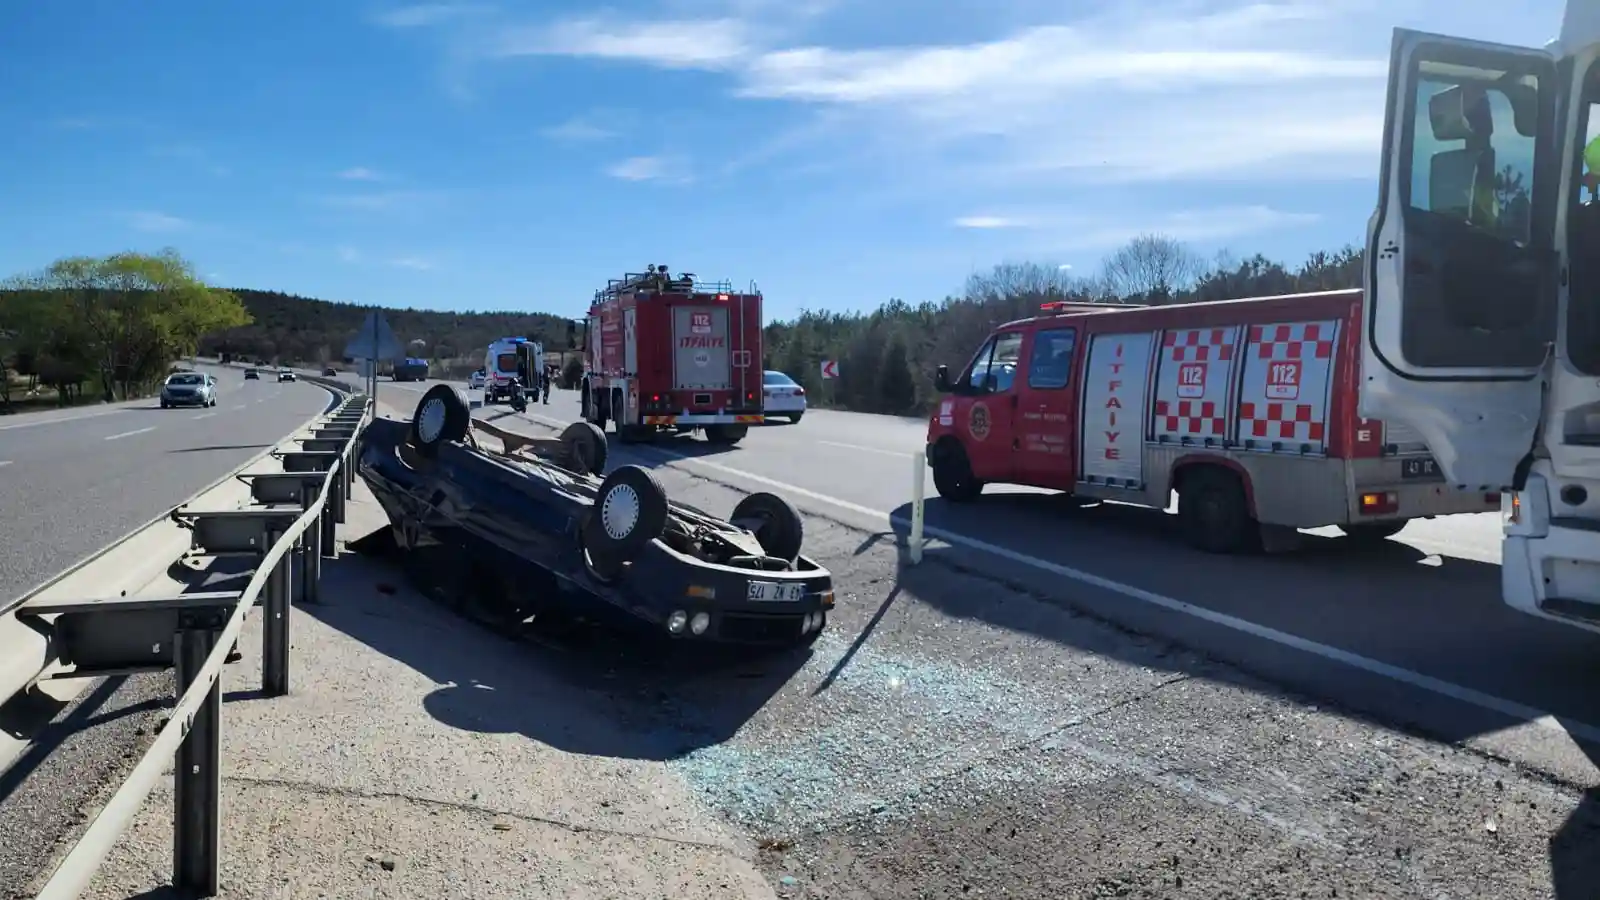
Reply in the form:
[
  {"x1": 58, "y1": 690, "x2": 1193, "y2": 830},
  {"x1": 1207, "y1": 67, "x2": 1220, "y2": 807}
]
[{"x1": 643, "y1": 414, "x2": 765, "y2": 426}]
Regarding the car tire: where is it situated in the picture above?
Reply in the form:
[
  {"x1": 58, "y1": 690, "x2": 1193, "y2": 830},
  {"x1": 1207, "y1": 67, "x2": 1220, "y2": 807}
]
[
  {"x1": 1177, "y1": 467, "x2": 1261, "y2": 554},
  {"x1": 410, "y1": 384, "x2": 472, "y2": 457},
  {"x1": 558, "y1": 421, "x2": 608, "y2": 475},
  {"x1": 788, "y1": 412, "x2": 803, "y2": 424},
  {"x1": 160, "y1": 401, "x2": 169, "y2": 409},
  {"x1": 583, "y1": 465, "x2": 669, "y2": 562},
  {"x1": 1336, "y1": 520, "x2": 1408, "y2": 543},
  {"x1": 931, "y1": 441, "x2": 983, "y2": 502},
  {"x1": 730, "y1": 491, "x2": 805, "y2": 562}
]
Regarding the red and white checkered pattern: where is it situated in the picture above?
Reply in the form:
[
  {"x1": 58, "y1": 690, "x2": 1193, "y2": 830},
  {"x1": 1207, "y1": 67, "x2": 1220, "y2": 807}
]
[
  {"x1": 1249, "y1": 323, "x2": 1334, "y2": 361},
  {"x1": 1238, "y1": 401, "x2": 1326, "y2": 442},
  {"x1": 1154, "y1": 399, "x2": 1225, "y2": 436},
  {"x1": 1164, "y1": 328, "x2": 1237, "y2": 362}
]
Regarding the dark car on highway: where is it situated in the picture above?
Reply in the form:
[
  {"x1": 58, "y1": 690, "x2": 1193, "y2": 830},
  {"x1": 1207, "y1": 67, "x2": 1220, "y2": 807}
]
[
  {"x1": 244, "y1": 368, "x2": 260, "y2": 380},
  {"x1": 359, "y1": 385, "x2": 835, "y2": 647}
]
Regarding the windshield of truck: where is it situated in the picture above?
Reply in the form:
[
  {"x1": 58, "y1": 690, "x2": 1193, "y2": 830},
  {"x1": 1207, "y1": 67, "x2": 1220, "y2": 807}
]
[
  {"x1": 166, "y1": 373, "x2": 205, "y2": 386},
  {"x1": 965, "y1": 332, "x2": 1023, "y2": 393},
  {"x1": 495, "y1": 352, "x2": 519, "y2": 374}
]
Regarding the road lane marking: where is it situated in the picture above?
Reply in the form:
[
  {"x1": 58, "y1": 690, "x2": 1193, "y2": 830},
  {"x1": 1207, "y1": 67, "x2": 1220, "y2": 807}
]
[
  {"x1": 192, "y1": 412, "x2": 217, "y2": 420},
  {"x1": 817, "y1": 439, "x2": 913, "y2": 458},
  {"x1": 0, "y1": 460, "x2": 11, "y2": 467},
  {"x1": 524, "y1": 410, "x2": 1600, "y2": 745},
  {"x1": 103, "y1": 426, "x2": 155, "y2": 441}
]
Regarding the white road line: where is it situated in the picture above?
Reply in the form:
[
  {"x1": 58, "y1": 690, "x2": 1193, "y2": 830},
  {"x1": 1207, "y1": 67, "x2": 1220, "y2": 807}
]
[
  {"x1": 103, "y1": 426, "x2": 155, "y2": 441},
  {"x1": 817, "y1": 439, "x2": 913, "y2": 458},
  {"x1": 0, "y1": 460, "x2": 12, "y2": 467},
  {"x1": 231, "y1": 405, "x2": 248, "y2": 411},
  {"x1": 192, "y1": 412, "x2": 217, "y2": 420},
  {"x1": 527, "y1": 411, "x2": 1600, "y2": 745},
  {"x1": 0, "y1": 407, "x2": 128, "y2": 432}
]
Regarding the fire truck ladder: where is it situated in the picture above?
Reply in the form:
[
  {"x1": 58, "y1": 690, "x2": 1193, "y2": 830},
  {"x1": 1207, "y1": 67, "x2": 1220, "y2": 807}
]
[{"x1": 594, "y1": 265, "x2": 737, "y2": 302}]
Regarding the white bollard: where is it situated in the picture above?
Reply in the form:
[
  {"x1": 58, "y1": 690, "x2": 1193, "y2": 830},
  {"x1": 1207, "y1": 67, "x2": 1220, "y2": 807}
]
[{"x1": 909, "y1": 449, "x2": 926, "y2": 564}]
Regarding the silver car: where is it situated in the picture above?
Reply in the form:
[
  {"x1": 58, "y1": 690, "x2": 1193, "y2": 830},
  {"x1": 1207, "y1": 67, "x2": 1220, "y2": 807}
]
[{"x1": 161, "y1": 372, "x2": 217, "y2": 408}]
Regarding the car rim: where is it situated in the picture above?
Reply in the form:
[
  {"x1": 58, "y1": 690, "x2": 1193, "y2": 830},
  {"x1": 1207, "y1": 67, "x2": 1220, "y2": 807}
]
[
  {"x1": 600, "y1": 484, "x2": 640, "y2": 540},
  {"x1": 418, "y1": 398, "x2": 446, "y2": 443}
]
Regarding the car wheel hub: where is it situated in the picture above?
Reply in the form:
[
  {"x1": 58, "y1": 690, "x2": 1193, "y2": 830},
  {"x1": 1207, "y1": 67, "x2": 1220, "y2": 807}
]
[
  {"x1": 600, "y1": 485, "x2": 640, "y2": 540},
  {"x1": 418, "y1": 398, "x2": 446, "y2": 443}
]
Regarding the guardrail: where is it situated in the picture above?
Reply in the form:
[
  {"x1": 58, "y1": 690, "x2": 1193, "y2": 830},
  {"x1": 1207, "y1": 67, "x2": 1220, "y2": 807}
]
[{"x1": 0, "y1": 383, "x2": 373, "y2": 899}]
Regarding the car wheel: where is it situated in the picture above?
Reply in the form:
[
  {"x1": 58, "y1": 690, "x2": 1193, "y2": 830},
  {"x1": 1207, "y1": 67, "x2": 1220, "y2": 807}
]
[
  {"x1": 1177, "y1": 467, "x2": 1260, "y2": 554},
  {"x1": 582, "y1": 465, "x2": 669, "y2": 562},
  {"x1": 160, "y1": 401, "x2": 169, "y2": 409},
  {"x1": 558, "y1": 421, "x2": 608, "y2": 475},
  {"x1": 730, "y1": 492, "x2": 805, "y2": 562},
  {"x1": 931, "y1": 442, "x2": 983, "y2": 502},
  {"x1": 410, "y1": 384, "x2": 472, "y2": 457},
  {"x1": 788, "y1": 412, "x2": 803, "y2": 424}
]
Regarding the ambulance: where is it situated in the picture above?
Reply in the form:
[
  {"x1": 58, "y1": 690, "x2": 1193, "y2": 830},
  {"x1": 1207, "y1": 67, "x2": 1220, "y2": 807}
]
[{"x1": 924, "y1": 291, "x2": 1501, "y2": 553}]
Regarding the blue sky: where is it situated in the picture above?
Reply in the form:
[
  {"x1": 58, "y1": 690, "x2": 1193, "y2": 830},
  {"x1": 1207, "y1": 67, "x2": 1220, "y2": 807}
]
[{"x1": 0, "y1": 0, "x2": 1568, "y2": 322}]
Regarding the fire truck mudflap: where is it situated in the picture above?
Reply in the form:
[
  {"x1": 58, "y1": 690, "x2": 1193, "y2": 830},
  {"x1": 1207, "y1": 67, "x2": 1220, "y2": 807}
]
[{"x1": 925, "y1": 291, "x2": 1500, "y2": 554}]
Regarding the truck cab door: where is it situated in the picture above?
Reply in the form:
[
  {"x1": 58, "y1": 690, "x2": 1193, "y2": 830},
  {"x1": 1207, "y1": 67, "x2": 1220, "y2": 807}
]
[
  {"x1": 954, "y1": 330, "x2": 1025, "y2": 483},
  {"x1": 1361, "y1": 29, "x2": 1558, "y2": 489}
]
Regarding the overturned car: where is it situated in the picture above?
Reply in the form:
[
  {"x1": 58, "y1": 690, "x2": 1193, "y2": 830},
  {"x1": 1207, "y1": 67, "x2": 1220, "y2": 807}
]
[{"x1": 357, "y1": 384, "x2": 835, "y2": 646}]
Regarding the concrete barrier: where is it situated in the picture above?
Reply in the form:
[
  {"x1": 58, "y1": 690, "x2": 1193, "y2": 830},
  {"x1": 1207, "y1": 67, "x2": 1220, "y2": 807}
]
[{"x1": 0, "y1": 382, "x2": 371, "y2": 899}]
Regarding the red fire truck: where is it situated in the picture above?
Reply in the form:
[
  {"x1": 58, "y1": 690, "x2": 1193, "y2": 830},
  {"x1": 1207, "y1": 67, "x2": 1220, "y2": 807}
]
[
  {"x1": 580, "y1": 265, "x2": 765, "y2": 445},
  {"x1": 925, "y1": 289, "x2": 1502, "y2": 553}
]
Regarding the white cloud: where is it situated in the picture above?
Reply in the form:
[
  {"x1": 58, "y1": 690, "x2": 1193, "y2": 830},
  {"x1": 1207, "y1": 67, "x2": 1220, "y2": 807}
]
[
  {"x1": 605, "y1": 155, "x2": 691, "y2": 182},
  {"x1": 337, "y1": 166, "x2": 382, "y2": 180},
  {"x1": 488, "y1": 16, "x2": 754, "y2": 69},
  {"x1": 123, "y1": 211, "x2": 190, "y2": 233},
  {"x1": 541, "y1": 117, "x2": 615, "y2": 141},
  {"x1": 337, "y1": 245, "x2": 360, "y2": 263},
  {"x1": 954, "y1": 216, "x2": 1027, "y2": 229},
  {"x1": 374, "y1": 4, "x2": 488, "y2": 29}
]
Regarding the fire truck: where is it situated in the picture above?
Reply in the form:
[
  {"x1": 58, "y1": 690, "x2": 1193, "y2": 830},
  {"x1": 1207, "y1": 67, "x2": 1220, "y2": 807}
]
[
  {"x1": 579, "y1": 265, "x2": 765, "y2": 444},
  {"x1": 925, "y1": 290, "x2": 1501, "y2": 554}
]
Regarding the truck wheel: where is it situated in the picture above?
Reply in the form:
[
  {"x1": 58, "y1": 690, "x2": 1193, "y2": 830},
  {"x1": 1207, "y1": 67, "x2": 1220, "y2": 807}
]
[
  {"x1": 583, "y1": 465, "x2": 669, "y2": 562},
  {"x1": 731, "y1": 492, "x2": 805, "y2": 562},
  {"x1": 410, "y1": 384, "x2": 472, "y2": 457},
  {"x1": 705, "y1": 424, "x2": 748, "y2": 445},
  {"x1": 931, "y1": 442, "x2": 983, "y2": 502},
  {"x1": 558, "y1": 421, "x2": 608, "y2": 475},
  {"x1": 1337, "y1": 520, "x2": 1408, "y2": 543},
  {"x1": 1177, "y1": 468, "x2": 1260, "y2": 554}
]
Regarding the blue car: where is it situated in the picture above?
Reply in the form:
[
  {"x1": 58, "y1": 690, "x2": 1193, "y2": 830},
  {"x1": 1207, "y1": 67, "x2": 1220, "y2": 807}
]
[{"x1": 357, "y1": 385, "x2": 835, "y2": 647}]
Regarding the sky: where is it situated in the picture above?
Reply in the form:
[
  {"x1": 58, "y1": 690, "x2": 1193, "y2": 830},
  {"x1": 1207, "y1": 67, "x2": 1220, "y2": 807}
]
[{"x1": 0, "y1": 0, "x2": 1571, "y2": 322}]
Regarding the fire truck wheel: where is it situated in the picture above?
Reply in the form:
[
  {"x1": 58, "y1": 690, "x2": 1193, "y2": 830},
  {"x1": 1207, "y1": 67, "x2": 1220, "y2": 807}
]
[
  {"x1": 706, "y1": 424, "x2": 748, "y2": 445},
  {"x1": 1336, "y1": 520, "x2": 1408, "y2": 543},
  {"x1": 410, "y1": 384, "x2": 472, "y2": 457},
  {"x1": 730, "y1": 492, "x2": 805, "y2": 563},
  {"x1": 583, "y1": 465, "x2": 669, "y2": 561},
  {"x1": 931, "y1": 442, "x2": 983, "y2": 502},
  {"x1": 558, "y1": 421, "x2": 609, "y2": 475},
  {"x1": 1177, "y1": 468, "x2": 1260, "y2": 554}
]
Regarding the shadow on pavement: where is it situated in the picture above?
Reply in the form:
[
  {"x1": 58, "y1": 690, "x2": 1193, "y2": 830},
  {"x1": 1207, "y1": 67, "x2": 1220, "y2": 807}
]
[
  {"x1": 167, "y1": 444, "x2": 271, "y2": 453},
  {"x1": 877, "y1": 493, "x2": 1600, "y2": 898},
  {"x1": 295, "y1": 524, "x2": 805, "y2": 763}
]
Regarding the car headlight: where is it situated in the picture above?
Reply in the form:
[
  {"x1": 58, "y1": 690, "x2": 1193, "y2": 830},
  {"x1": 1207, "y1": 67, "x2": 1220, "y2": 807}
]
[
  {"x1": 667, "y1": 610, "x2": 688, "y2": 634},
  {"x1": 689, "y1": 612, "x2": 710, "y2": 635}
]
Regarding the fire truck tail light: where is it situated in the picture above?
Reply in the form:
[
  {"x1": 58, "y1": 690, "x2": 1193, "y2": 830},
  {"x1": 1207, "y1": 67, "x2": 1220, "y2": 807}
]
[
  {"x1": 746, "y1": 391, "x2": 757, "y2": 402},
  {"x1": 649, "y1": 394, "x2": 661, "y2": 403},
  {"x1": 716, "y1": 294, "x2": 729, "y2": 301},
  {"x1": 1358, "y1": 491, "x2": 1399, "y2": 516}
]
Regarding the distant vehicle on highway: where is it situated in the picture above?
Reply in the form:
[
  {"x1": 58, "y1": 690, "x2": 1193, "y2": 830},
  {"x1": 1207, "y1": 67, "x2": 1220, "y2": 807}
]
[
  {"x1": 762, "y1": 370, "x2": 806, "y2": 423},
  {"x1": 160, "y1": 372, "x2": 217, "y2": 409},
  {"x1": 322, "y1": 366, "x2": 338, "y2": 377},
  {"x1": 278, "y1": 369, "x2": 297, "y2": 383},
  {"x1": 244, "y1": 368, "x2": 260, "y2": 380},
  {"x1": 468, "y1": 369, "x2": 486, "y2": 390}
]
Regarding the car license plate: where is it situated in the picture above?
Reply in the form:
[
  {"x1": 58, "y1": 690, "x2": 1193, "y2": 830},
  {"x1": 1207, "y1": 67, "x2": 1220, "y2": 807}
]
[
  {"x1": 747, "y1": 580, "x2": 806, "y2": 603},
  {"x1": 1401, "y1": 456, "x2": 1443, "y2": 481}
]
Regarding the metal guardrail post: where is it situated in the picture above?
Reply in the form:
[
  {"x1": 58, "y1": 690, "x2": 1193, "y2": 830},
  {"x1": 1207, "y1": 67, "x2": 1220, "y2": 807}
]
[
  {"x1": 333, "y1": 457, "x2": 348, "y2": 525},
  {"x1": 262, "y1": 525, "x2": 292, "y2": 697},
  {"x1": 173, "y1": 610, "x2": 224, "y2": 896},
  {"x1": 300, "y1": 496, "x2": 323, "y2": 604}
]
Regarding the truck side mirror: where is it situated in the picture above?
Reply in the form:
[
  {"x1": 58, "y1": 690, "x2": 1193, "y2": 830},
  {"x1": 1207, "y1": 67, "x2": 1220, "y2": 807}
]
[{"x1": 934, "y1": 365, "x2": 951, "y2": 393}]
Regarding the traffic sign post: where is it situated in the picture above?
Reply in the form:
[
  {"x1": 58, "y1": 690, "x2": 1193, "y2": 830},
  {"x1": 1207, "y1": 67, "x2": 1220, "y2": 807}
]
[
  {"x1": 344, "y1": 310, "x2": 402, "y2": 404},
  {"x1": 820, "y1": 359, "x2": 839, "y2": 379}
]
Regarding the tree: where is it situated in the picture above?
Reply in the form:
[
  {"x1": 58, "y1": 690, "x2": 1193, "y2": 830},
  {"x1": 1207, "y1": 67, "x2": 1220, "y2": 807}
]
[
  {"x1": 875, "y1": 334, "x2": 916, "y2": 415},
  {"x1": 1099, "y1": 233, "x2": 1203, "y2": 304}
]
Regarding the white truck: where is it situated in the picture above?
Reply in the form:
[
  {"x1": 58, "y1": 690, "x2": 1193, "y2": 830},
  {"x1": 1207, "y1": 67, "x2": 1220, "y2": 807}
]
[
  {"x1": 483, "y1": 337, "x2": 544, "y2": 404},
  {"x1": 1362, "y1": 2, "x2": 1600, "y2": 633}
]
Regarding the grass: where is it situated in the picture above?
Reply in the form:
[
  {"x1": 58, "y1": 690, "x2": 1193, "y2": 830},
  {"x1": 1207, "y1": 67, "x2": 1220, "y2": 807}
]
[{"x1": 2, "y1": 372, "x2": 103, "y2": 416}]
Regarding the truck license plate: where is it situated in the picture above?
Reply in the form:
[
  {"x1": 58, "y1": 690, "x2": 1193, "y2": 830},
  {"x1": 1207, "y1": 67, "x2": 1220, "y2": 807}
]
[
  {"x1": 747, "y1": 581, "x2": 806, "y2": 603},
  {"x1": 1401, "y1": 456, "x2": 1443, "y2": 481}
]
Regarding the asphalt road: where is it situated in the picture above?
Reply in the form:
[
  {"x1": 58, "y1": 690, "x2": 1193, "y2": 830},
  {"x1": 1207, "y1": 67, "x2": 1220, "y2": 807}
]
[
  {"x1": 376, "y1": 377, "x2": 1600, "y2": 771},
  {"x1": 0, "y1": 366, "x2": 335, "y2": 608}
]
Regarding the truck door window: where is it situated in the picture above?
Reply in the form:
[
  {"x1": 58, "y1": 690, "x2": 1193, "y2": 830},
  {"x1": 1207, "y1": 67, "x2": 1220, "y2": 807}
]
[
  {"x1": 1027, "y1": 328, "x2": 1077, "y2": 390},
  {"x1": 961, "y1": 332, "x2": 1023, "y2": 393},
  {"x1": 1407, "y1": 70, "x2": 1537, "y2": 243},
  {"x1": 1566, "y1": 63, "x2": 1600, "y2": 375}
]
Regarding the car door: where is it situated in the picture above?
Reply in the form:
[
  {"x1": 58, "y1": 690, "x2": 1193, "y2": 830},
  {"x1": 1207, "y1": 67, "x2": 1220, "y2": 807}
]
[
  {"x1": 1360, "y1": 29, "x2": 1559, "y2": 489},
  {"x1": 950, "y1": 329, "x2": 1025, "y2": 483},
  {"x1": 1013, "y1": 326, "x2": 1079, "y2": 489}
]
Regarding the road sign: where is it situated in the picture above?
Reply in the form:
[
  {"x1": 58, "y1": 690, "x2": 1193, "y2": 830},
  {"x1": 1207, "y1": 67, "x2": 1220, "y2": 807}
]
[
  {"x1": 344, "y1": 310, "x2": 402, "y2": 360},
  {"x1": 820, "y1": 359, "x2": 839, "y2": 379}
]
